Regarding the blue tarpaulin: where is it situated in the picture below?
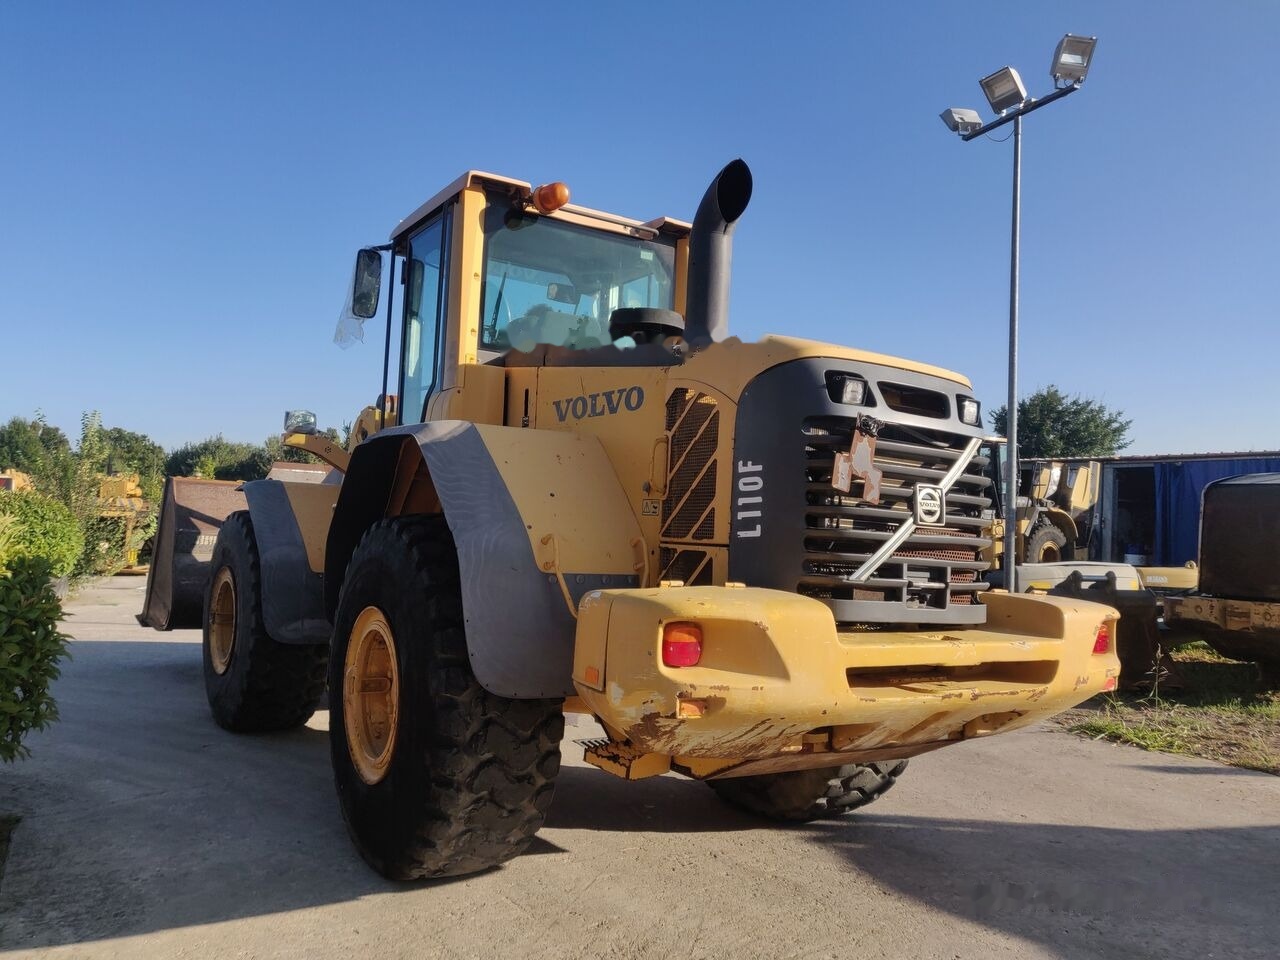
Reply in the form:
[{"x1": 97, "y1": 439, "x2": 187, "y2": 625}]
[{"x1": 1153, "y1": 458, "x2": 1280, "y2": 565}]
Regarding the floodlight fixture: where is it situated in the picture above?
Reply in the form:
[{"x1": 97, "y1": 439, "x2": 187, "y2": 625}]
[
  {"x1": 979, "y1": 66, "x2": 1028, "y2": 115},
  {"x1": 940, "y1": 107, "x2": 984, "y2": 135},
  {"x1": 1051, "y1": 34, "x2": 1097, "y2": 85}
]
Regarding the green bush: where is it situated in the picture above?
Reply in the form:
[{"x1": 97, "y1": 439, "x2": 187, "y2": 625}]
[
  {"x1": 77, "y1": 515, "x2": 129, "y2": 578},
  {"x1": 0, "y1": 555, "x2": 70, "y2": 762},
  {"x1": 0, "y1": 490, "x2": 83, "y2": 579}
]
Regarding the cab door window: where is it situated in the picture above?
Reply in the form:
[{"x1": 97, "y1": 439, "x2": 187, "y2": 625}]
[{"x1": 399, "y1": 214, "x2": 448, "y2": 423}]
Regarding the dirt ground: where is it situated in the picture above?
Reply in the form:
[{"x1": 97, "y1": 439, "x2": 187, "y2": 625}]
[
  {"x1": 2, "y1": 577, "x2": 1279, "y2": 960},
  {"x1": 1058, "y1": 644, "x2": 1280, "y2": 774}
]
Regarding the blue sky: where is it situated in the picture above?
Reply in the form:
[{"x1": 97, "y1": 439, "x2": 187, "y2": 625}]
[{"x1": 3, "y1": 1, "x2": 1276, "y2": 455}]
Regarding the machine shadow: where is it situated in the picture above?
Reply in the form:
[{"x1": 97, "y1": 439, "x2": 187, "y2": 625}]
[
  {"x1": 545, "y1": 765, "x2": 763, "y2": 833},
  {"x1": 801, "y1": 812, "x2": 1280, "y2": 960}
]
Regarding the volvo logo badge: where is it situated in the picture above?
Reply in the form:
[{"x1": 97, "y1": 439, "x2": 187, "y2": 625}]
[{"x1": 915, "y1": 484, "x2": 945, "y2": 525}]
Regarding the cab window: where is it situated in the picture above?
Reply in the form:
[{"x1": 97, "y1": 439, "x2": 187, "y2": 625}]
[
  {"x1": 478, "y1": 196, "x2": 676, "y2": 354},
  {"x1": 399, "y1": 214, "x2": 448, "y2": 423}
]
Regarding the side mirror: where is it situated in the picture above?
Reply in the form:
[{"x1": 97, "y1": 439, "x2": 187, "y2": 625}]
[
  {"x1": 284, "y1": 410, "x2": 318, "y2": 435},
  {"x1": 351, "y1": 248, "x2": 383, "y2": 319}
]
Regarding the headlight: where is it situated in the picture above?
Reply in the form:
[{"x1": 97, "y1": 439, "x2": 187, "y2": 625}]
[
  {"x1": 826, "y1": 372, "x2": 870, "y2": 406},
  {"x1": 959, "y1": 397, "x2": 980, "y2": 425}
]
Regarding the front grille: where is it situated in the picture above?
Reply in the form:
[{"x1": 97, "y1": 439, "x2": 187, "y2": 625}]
[{"x1": 798, "y1": 416, "x2": 992, "y2": 617}]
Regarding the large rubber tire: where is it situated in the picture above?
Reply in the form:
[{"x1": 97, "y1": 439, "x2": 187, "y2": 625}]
[
  {"x1": 1025, "y1": 520, "x2": 1072, "y2": 563},
  {"x1": 202, "y1": 512, "x2": 329, "y2": 732},
  {"x1": 708, "y1": 760, "x2": 908, "y2": 822},
  {"x1": 329, "y1": 515, "x2": 564, "y2": 880}
]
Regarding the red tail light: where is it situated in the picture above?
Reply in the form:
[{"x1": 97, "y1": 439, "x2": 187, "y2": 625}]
[
  {"x1": 1092, "y1": 622, "x2": 1111, "y2": 655},
  {"x1": 662, "y1": 622, "x2": 702, "y2": 668}
]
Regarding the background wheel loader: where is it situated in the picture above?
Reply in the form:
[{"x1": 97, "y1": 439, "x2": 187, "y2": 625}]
[
  {"x1": 143, "y1": 160, "x2": 1119, "y2": 880},
  {"x1": 980, "y1": 449, "x2": 1182, "y2": 690},
  {"x1": 980, "y1": 448, "x2": 1099, "y2": 564}
]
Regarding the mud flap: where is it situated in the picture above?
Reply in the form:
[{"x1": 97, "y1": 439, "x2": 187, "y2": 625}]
[
  {"x1": 138, "y1": 477, "x2": 246, "y2": 630},
  {"x1": 241, "y1": 480, "x2": 333, "y2": 645}
]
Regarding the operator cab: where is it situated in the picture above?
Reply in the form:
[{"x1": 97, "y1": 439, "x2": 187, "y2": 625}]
[{"x1": 339, "y1": 171, "x2": 694, "y2": 425}]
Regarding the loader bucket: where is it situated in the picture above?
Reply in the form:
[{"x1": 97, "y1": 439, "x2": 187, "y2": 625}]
[
  {"x1": 138, "y1": 477, "x2": 247, "y2": 630},
  {"x1": 1049, "y1": 570, "x2": 1185, "y2": 691}
]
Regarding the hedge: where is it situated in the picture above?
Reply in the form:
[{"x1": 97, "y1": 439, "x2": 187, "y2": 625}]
[
  {"x1": 0, "y1": 490, "x2": 83, "y2": 579},
  {"x1": 0, "y1": 555, "x2": 70, "y2": 762}
]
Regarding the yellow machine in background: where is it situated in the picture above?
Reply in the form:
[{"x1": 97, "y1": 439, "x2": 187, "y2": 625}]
[
  {"x1": 1, "y1": 468, "x2": 151, "y2": 573},
  {"x1": 1018, "y1": 459, "x2": 1100, "y2": 561},
  {"x1": 0, "y1": 469, "x2": 35, "y2": 492},
  {"x1": 97, "y1": 473, "x2": 150, "y2": 572},
  {"x1": 145, "y1": 161, "x2": 1119, "y2": 880},
  {"x1": 977, "y1": 448, "x2": 1098, "y2": 564}
]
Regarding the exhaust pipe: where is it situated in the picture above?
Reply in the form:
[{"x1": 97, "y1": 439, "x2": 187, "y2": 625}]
[{"x1": 684, "y1": 158, "x2": 753, "y2": 345}]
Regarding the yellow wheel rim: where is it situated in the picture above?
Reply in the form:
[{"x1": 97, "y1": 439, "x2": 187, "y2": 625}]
[
  {"x1": 1041, "y1": 543, "x2": 1061, "y2": 563},
  {"x1": 344, "y1": 606, "x2": 401, "y2": 786},
  {"x1": 209, "y1": 567, "x2": 236, "y2": 675}
]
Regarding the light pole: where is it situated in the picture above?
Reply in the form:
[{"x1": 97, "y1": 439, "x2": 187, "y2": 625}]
[{"x1": 940, "y1": 34, "x2": 1097, "y2": 593}]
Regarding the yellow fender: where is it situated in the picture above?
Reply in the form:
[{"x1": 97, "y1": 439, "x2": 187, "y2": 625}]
[{"x1": 326, "y1": 421, "x2": 644, "y2": 698}]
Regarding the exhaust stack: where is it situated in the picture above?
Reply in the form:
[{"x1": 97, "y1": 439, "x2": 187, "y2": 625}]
[{"x1": 684, "y1": 158, "x2": 753, "y2": 345}]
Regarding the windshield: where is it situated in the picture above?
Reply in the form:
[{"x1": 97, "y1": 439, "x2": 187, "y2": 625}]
[{"x1": 479, "y1": 195, "x2": 678, "y2": 353}]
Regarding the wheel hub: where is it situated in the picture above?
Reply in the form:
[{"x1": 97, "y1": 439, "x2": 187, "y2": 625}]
[
  {"x1": 344, "y1": 606, "x2": 400, "y2": 785},
  {"x1": 209, "y1": 567, "x2": 236, "y2": 675}
]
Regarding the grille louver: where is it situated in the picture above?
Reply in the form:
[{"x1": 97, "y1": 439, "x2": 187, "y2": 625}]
[
  {"x1": 662, "y1": 388, "x2": 718, "y2": 541},
  {"x1": 659, "y1": 547, "x2": 714, "y2": 585}
]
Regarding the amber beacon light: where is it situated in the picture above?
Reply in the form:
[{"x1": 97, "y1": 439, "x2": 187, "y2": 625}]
[{"x1": 532, "y1": 181, "x2": 570, "y2": 213}]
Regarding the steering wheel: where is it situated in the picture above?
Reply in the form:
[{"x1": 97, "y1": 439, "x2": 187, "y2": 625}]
[{"x1": 609, "y1": 307, "x2": 685, "y2": 344}]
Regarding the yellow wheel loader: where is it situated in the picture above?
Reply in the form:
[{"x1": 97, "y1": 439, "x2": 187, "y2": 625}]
[
  {"x1": 1018, "y1": 459, "x2": 1101, "y2": 562},
  {"x1": 146, "y1": 161, "x2": 1119, "y2": 880},
  {"x1": 982, "y1": 453, "x2": 1100, "y2": 565}
]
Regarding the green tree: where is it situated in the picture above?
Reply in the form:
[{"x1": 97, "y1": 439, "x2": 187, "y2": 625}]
[
  {"x1": 989, "y1": 386, "x2": 1132, "y2": 459},
  {"x1": 0, "y1": 416, "x2": 70, "y2": 474},
  {"x1": 165, "y1": 425, "x2": 342, "y2": 483},
  {"x1": 35, "y1": 413, "x2": 106, "y2": 525},
  {"x1": 165, "y1": 436, "x2": 267, "y2": 480}
]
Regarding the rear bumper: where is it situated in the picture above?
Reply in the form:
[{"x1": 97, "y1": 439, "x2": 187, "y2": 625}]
[{"x1": 572, "y1": 585, "x2": 1119, "y2": 778}]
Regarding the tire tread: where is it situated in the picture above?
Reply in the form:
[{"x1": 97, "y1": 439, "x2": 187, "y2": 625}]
[
  {"x1": 331, "y1": 516, "x2": 563, "y2": 880},
  {"x1": 204, "y1": 512, "x2": 328, "y2": 732},
  {"x1": 708, "y1": 759, "x2": 907, "y2": 822}
]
